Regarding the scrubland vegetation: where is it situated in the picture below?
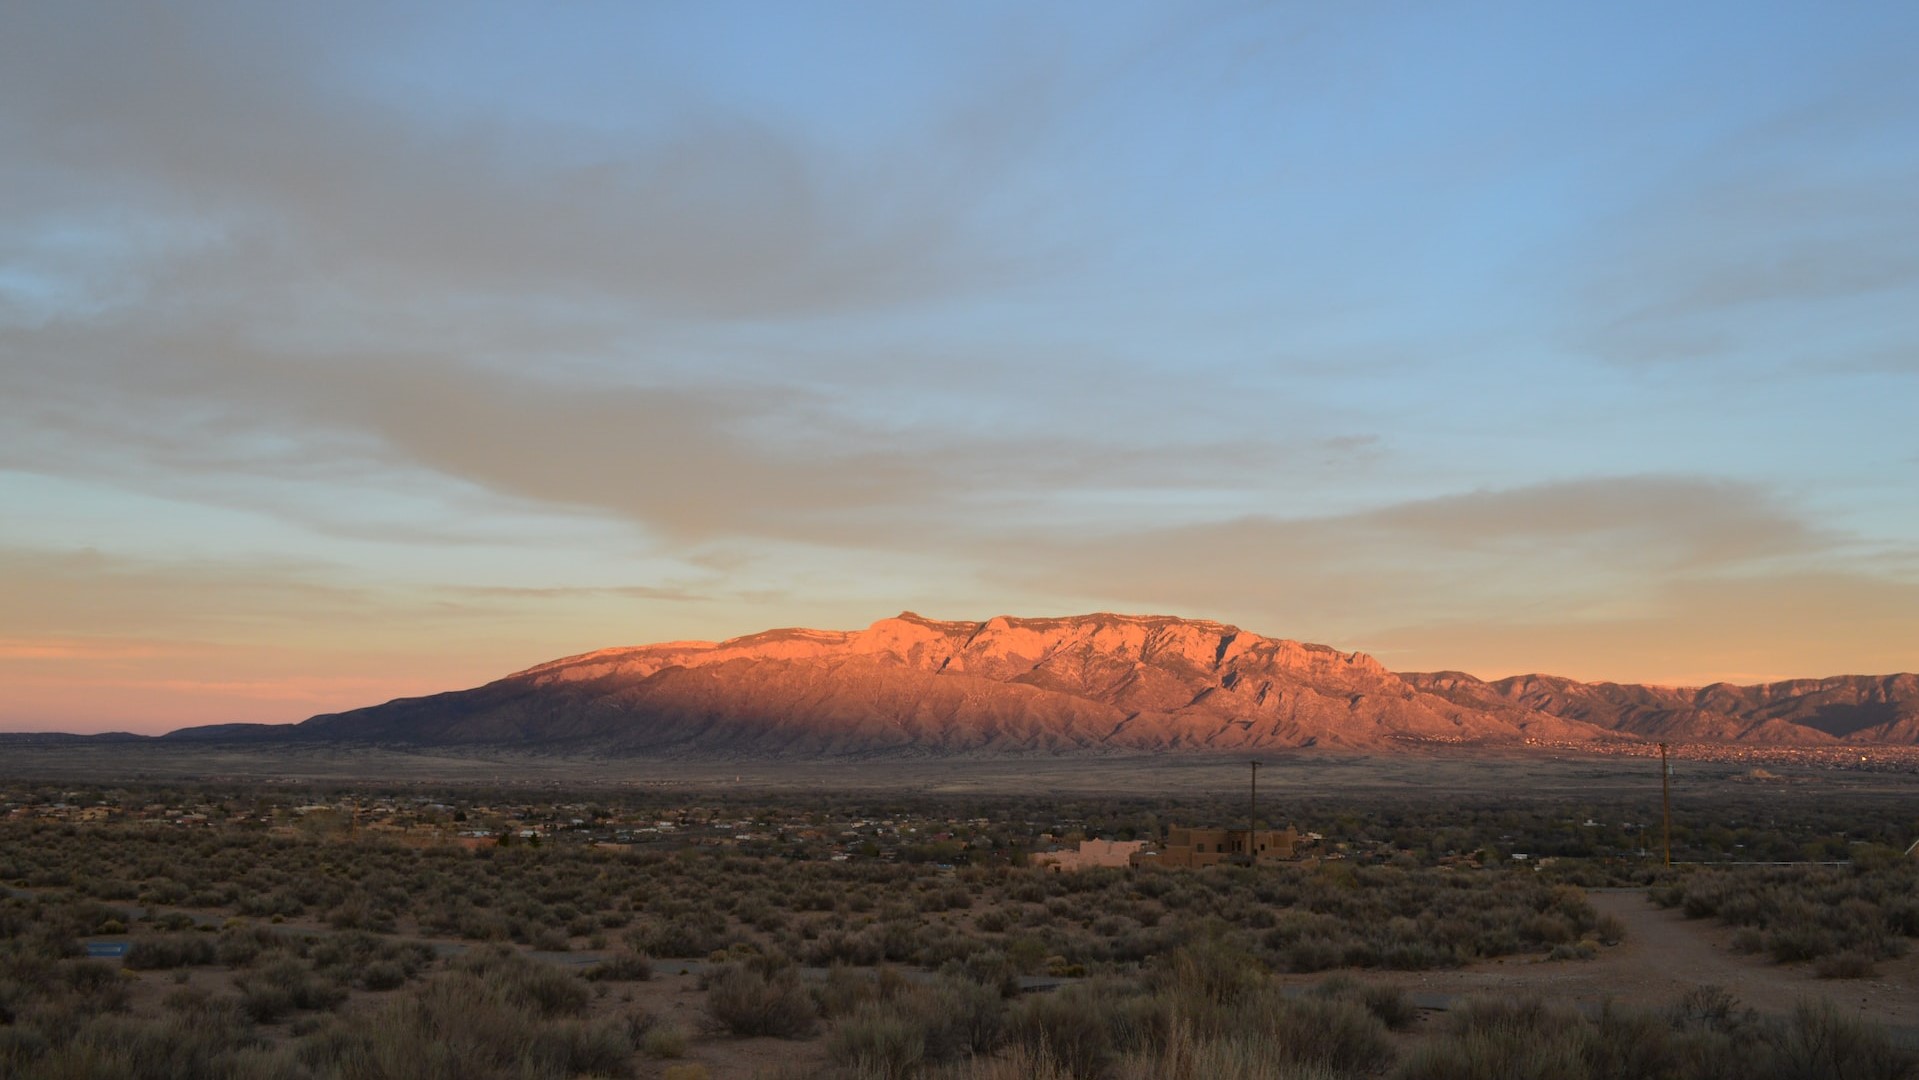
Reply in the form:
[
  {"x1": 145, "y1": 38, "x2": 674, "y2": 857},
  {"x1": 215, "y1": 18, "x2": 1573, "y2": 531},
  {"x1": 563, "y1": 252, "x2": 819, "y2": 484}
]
[
  {"x1": 1, "y1": 779, "x2": 1914, "y2": 1077},
  {"x1": 1, "y1": 815, "x2": 1614, "y2": 976},
  {"x1": 1651, "y1": 851, "x2": 1919, "y2": 977}
]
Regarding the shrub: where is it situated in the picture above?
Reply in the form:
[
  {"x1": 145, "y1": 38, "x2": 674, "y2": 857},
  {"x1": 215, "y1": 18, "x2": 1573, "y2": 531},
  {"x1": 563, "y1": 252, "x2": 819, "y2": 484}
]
[
  {"x1": 354, "y1": 958, "x2": 406, "y2": 991},
  {"x1": 528, "y1": 1018, "x2": 634, "y2": 1077},
  {"x1": 815, "y1": 965, "x2": 880, "y2": 1019},
  {"x1": 1355, "y1": 987, "x2": 1415, "y2": 1032},
  {"x1": 1123, "y1": 1021, "x2": 1352, "y2": 1080},
  {"x1": 1283, "y1": 934, "x2": 1345, "y2": 973},
  {"x1": 300, "y1": 971, "x2": 632, "y2": 1079},
  {"x1": 946, "y1": 1042, "x2": 1077, "y2": 1080},
  {"x1": 213, "y1": 926, "x2": 289, "y2": 968},
  {"x1": 704, "y1": 964, "x2": 817, "y2": 1039},
  {"x1": 123, "y1": 934, "x2": 217, "y2": 970},
  {"x1": 454, "y1": 945, "x2": 590, "y2": 1018},
  {"x1": 828, "y1": 1001, "x2": 926, "y2": 1079},
  {"x1": 1310, "y1": 976, "x2": 1419, "y2": 1032},
  {"x1": 1768, "y1": 923, "x2": 1837, "y2": 964},
  {"x1": 642, "y1": 1021, "x2": 689, "y2": 1058},
  {"x1": 916, "y1": 977, "x2": 1007, "y2": 1059},
  {"x1": 1581, "y1": 1004, "x2": 1685, "y2": 1080},
  {"x1": 1593, "y1": 913, "x2": 1627, "y2": 946},
  {"x1": 1767, "y1": 999, "x2": 1916, "y2": 1080},
  {"x1": 1393, "y1": 996, "x2": 1589, "y2": 1080},
  {"x1": 1147, "y1": 937, "x2": 1263, "y2": 1007},
  {"x1": 233, "y1": 957, "x2": 347, "y2": 1022},
  {"x1": 1814, "y1": 950, "x2": 1879, "y2": 980},
  {"x1": 1251, "y1": 989, "x2": 1389, "y2": 1074},
  {"x1": 1007, "y1": 986, "x2": 1116, "y2": 1080},
  {"x1": 10, "y1": 1012, "x2": 302, "y2": 1080},
  {"x1": 1668, "y1": 984, "x2": 1749, "y2": 1034},
  {"x1": 529, "y1": 926, "x2": 571, "y2": 952},
  {"x1": 826, "y1": 976, "x2": 1007, "y2": 1073},
  {"x1": 583, "y1": 951, "x2": 653, "y2": 982}
]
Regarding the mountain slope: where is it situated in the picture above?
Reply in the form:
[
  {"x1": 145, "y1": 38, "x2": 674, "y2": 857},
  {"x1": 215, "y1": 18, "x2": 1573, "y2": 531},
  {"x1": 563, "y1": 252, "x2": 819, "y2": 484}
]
[
  {"x1": 115, "y1": 612, "x2": 1919, "y2": 756},
  {"x1": 1399, "y1": 671, "x2": 1919, "y2": 745},
  {"x1": 286, "y1": 612, "x2": 1611, "y2": 756}
]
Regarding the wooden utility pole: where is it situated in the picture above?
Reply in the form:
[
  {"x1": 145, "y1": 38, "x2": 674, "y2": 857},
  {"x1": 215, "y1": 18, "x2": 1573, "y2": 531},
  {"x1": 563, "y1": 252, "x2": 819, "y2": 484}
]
[
  {"x1": 1247, "y1": 760, "x2": 1261, "y2": 864},
  {"x1": 1659, "y1": 742, "x2": 1672, "y2": 867}
]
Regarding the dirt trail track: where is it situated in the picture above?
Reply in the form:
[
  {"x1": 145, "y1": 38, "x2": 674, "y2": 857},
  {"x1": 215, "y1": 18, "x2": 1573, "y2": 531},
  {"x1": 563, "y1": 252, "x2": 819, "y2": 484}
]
[{"x1": 1359, "y1": 890, "x2": 1919, "y2": 1044}]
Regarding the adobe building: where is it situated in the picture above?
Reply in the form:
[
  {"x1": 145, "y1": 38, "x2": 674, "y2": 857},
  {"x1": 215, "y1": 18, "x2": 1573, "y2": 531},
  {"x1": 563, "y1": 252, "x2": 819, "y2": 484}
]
[
  {"x1": 1032, "y1": 838, "x2": 1150, "y2": 872},
  {"x1": 1138, "y1": 825, "x2": 1300, "y2": 868}
]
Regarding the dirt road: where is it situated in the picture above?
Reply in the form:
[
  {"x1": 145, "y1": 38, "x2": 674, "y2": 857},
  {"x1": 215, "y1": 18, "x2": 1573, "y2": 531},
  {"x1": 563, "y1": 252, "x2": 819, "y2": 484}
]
[{"x1": 1332, "y1": 888, "x2": 1919, "y2": 1043}]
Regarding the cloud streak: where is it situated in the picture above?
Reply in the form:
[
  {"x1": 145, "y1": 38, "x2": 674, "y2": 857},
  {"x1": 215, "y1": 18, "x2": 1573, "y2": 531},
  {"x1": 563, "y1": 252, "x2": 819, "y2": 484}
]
[
  {"x1": 0, "y1": 5, "x2": 1028, "y2": 322},
  {"x1": 990, "y1": 475, "x2": 1845, "y2": 638}
]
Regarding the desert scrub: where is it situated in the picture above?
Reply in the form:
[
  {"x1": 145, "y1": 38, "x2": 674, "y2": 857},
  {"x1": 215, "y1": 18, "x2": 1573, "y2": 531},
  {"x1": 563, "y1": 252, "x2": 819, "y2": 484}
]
[
  {"x1": 827, "y1": 1002, "x2": 926, "y2": 1079},
  {"x1": 1004, "y1": 955, "x2": 1394, "y2": 1080},
  {"x1": 1006, "y1": 982, "x2": 1121, "y2": 1080},
  {"x1": 452, "y1": 945, "x2": 591, "y2": 1018},
  {"x1": 1309, "y1": 973, "x2": 1419, "y2": 1031},
  {"x1": 583, "y1": 950, "x2": 653, "y2": 981},
  {"x1": 1392, "y1": 996, "x2": 1604, "y2": 1080},
  {"x1": 232, "y1": 955, "x2": 348, "y2": 1022},
  {"x1": 827, "y1": 976, "x2": 1007, "y2": 1075},
  {"x1": 703, "y1": 962, "x2": 818, "y2": 1038},
  {"x1": 1392, "y1": 991, "x2": 1918, "y2": 1080},
  {"x1": 123, "y1": 933, "x2": 218, "y2": 970},
  {"x1": 296, "y1": 970, "x2": 633, "y2": 1079},
  {"x1": 641, "y1": 1020, "x2": 689, "y2": 1058},
  {"x1": 1652, "y1": 857, "x2": 1919, "y2": 967}
]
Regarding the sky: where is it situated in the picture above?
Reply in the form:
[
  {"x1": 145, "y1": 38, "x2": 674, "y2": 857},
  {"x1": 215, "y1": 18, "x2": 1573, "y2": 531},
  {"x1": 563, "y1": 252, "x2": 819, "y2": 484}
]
[{"x1": 3, "y1": 2, "x2": 1917, "y2": 734}]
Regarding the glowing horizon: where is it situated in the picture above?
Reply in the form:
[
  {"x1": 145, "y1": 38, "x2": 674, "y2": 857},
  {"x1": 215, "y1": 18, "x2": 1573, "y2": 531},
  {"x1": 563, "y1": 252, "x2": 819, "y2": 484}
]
[{"x1": 4, "y1": 3, "x2": 1917, "y2": 734}]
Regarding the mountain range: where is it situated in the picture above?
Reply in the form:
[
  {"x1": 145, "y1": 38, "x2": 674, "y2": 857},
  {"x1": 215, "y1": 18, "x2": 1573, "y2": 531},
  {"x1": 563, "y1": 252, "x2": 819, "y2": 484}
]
[{"x1": 120, "y1": 612, "x2": 1919, "y2": 756}]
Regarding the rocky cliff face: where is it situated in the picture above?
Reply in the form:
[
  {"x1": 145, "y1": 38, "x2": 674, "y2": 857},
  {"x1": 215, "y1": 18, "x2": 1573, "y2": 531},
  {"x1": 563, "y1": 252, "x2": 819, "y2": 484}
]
[{"x1": 293, "y1": 612, "x2": 1611, "y2": 756}]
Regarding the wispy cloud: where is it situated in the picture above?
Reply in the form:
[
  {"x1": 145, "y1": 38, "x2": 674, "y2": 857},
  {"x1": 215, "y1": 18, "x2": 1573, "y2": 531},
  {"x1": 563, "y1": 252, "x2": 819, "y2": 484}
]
[
  {"x1": 0, "y1": 7, "x2": 1038, "y2": 322},
  {"x1": 990, "y1": 475, "x2": 1850, "y2": 642},
  {"x1": 1371, "y1": 572, "x2": 1919, "y2": 685},
  {"x1": 1566, "y1": 76, "x2": 1919, "y2": 368},
  {"x1": 435, "y1": 584, "x2": 708, "y2": 603}
]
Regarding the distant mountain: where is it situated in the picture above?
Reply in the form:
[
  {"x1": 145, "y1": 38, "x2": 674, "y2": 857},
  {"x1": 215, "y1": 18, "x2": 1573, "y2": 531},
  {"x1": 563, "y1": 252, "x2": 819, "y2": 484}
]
[
  {"x1": 10, "y1": 613, "x2": 1913, "y2": 757},
  {"x1": 270, "y1": 612, "x2": 1613, "y2": 756},
  {"x1": 1399, "y1": 670, "x2": 1919, "y2": 745}
]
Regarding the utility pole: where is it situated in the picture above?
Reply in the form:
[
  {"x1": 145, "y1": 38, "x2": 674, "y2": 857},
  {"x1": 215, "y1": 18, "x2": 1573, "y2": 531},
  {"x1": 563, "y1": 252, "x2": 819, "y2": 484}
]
[
  {"x1": 1247, "y1": 760, "x2": 1261, "y2": 865},
  {"x1": 1659, "y1": 742, "x2": 1672, "y2": 867}
]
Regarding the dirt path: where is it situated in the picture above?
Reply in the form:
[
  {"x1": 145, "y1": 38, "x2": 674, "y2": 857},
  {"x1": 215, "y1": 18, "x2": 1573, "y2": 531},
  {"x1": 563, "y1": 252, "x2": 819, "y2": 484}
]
[
  {"x1": 1333, "y1": 889, "x2": 1919, "y2": 1042},
  {"x1": 1585, "y1": 890, "x2": 1918, "y2": 1028},
  {"x1": 1588, "y1": 892, "x2": 1786, "y2": 1006}
]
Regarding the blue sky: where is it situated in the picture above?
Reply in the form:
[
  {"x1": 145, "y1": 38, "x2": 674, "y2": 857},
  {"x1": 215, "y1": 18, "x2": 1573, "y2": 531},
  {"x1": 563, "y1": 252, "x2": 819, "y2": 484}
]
[{"x1": 3, "y1": 2, "x2": 1916, "y2": 731}]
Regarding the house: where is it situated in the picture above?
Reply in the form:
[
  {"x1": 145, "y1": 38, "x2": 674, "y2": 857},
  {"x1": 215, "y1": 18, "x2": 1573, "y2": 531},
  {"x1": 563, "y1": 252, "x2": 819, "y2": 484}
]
[
  {"x1": 1032, "y1": 838, "x2": 1149, "y2": 872},
  {"x1": 1140, "y1": 825, "x2": 1300, "y2": 868}
]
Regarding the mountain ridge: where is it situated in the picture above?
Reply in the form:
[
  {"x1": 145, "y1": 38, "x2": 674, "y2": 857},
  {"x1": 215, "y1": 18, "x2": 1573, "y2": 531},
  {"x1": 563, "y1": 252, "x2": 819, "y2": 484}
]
[
  {"x1": 287, "y1": 611, "x2": 1558, "y2": 755},
  {"x1": 7, "y1": 612, "x2": 1914, "y2": 755}
]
